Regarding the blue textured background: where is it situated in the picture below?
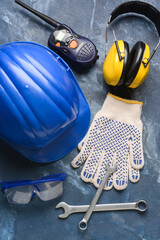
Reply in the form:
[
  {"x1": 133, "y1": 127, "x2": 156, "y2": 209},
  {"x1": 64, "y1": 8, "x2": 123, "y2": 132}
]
[{"x1": 0, "y1": 0, "x2": 160, "y2": 239}]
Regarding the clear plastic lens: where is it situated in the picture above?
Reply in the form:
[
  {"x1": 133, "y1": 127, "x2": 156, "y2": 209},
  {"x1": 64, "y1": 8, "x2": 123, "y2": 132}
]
[
  {"x1": 4, "y1": 185, "x2": 33, "y2": 204},
  {"x1": 36, "y1": 181, "x2": 63, "y2": 201},
  {"x1": 4, "y1": 180, "x2": 63, "y2": 204}
]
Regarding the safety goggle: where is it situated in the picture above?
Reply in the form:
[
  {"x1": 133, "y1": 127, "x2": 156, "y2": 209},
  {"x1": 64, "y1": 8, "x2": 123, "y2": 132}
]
[{"x1": 0, "y1": 173, "x2": 67, "y2": 204}]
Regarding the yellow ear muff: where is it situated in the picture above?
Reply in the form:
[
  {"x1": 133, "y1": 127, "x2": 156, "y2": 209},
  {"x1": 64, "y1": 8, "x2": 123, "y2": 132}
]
[
  {"x1": 128, "y1": 43, "x2": 150, "y2": 88},
  {"x1": 103, "y1": 40, "x2": 125, "y2": 86}
]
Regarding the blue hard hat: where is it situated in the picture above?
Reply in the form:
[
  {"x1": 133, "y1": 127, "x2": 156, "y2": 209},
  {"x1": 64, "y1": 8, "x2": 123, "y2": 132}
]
[{"x1": 0, "y1": 42, "x2": 90, "y2": 163}]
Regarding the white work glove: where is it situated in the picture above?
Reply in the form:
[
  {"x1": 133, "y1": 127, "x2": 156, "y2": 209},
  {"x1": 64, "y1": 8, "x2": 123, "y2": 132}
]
[{"x1": 71, "y1": 93, "x2": 144, "y2": 190}]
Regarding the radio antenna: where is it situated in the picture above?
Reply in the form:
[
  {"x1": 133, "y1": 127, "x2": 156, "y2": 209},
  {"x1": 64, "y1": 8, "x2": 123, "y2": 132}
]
[{"x1": 15, "y1": 0, "x2": 60, "y2": 28}]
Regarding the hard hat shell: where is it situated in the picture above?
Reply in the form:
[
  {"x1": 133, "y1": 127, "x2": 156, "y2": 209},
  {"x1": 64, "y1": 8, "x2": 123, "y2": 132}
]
[{"x1": 0, "y1": 42, "x2": 90, "y2": 163}]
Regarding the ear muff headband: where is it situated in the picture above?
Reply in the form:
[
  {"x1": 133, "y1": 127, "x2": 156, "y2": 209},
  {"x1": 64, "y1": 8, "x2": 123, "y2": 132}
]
[
  {"x1": 109, "y1": 1, "x2": 160, "y2": 36},
  {"x1": 108, "y1": 1, "x2": 160, "y2": 67}
]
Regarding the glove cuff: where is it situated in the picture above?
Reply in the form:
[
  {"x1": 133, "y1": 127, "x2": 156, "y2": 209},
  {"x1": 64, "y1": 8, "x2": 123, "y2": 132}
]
[{"x1": 101, "y1": 93, "x2": 143, "y2": 126}]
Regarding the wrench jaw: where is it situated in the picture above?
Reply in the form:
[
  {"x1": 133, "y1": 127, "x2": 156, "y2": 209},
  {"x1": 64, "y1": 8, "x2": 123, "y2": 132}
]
[{"x1": 56, "y1": 202, "x2": 70, "y2": 219}]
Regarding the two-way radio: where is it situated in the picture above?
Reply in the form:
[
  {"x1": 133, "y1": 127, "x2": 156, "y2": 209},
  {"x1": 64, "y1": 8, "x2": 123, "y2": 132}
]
[{"x1": 15, "y1": 0, "x2": 99, "y2": 68}]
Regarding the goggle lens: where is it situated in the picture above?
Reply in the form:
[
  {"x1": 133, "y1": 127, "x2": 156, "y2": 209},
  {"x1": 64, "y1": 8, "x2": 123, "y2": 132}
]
[
  {"x1": 4, "y1": 185, "x2": 33, "y2": 204},
  {"x1": 36, "y1": 181, "x2": 63, "y2": 201}
]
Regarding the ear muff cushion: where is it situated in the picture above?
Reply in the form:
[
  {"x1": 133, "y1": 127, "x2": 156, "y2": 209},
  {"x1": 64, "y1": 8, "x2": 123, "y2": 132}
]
[
  {"x1": 125, "y1": 41, "x2": 146, "y2": 86},
  {"x1": 118, "y1": 41, "x2": 129, "y2": 86}
]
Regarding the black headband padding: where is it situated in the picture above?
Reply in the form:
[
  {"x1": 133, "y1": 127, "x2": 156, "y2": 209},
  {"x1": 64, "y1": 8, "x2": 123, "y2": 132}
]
[{"x1": 109, "y1": 1, "x2": 160, "y2": 36}]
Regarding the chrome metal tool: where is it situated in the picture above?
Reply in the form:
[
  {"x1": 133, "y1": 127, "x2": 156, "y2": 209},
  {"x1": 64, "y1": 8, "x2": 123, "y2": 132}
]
[
  {"x1": 79, "y1": 163, "x2": 117, "y2": 230},
  {"x1": 56, "y1": 200, "x2": 147, "y2": 219}
]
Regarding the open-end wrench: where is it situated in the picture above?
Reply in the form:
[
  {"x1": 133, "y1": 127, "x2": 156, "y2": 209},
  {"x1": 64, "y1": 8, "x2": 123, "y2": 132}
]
[
  {"x1": 79, "y1": 163, "x2": 117, "y2": 230},
  {"x1": 56, "y1": 200, "x2": 147, "y2": 218}
]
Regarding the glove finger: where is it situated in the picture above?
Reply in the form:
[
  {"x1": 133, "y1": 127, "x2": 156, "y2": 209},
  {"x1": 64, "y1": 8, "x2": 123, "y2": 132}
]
[
  {"x1": 73, "y1": 118, "x2": 100, "y2": 167},
  {"x1": 71, "y1": 116, "x2": 103, "y2": 168},
  {"x1": 71, "y1": 141, "x2": 92, "y2": 168},
  {"x1": 128, "y1": 150, "x2": 140, "y2": 183},
  {"x1": 113, "y1": 153, "x2": 128, "y2": 190},
  {"x1": 129, "y1": 131, "x2": 144, "y2": 169},
  {"x1": 81, "y1": 150, "x2": 103, "y2": 183},
  {"x1": 129, "y1": 164, "x2": 140, "y2": 183},
  {"x1": 93, "y1": 153, "x2": 114, "y2": 190},
  {"x1": 77, "y1": 135, "x2": 86, "y2": 151}
]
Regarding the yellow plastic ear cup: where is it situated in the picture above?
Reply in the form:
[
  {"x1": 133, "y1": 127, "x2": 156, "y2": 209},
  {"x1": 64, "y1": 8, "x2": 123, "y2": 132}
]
[
  {"x1": 103, "y1": 40, "x2": 125, "y2": 86},
  {"x1": 129, "y1": 43, "x2": 150, "y2": 88}
]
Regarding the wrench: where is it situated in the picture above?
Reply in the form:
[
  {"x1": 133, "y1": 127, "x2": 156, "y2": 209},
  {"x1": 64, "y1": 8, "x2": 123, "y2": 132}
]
[
  {"x1": 56, "y1": 200, "x2": 147, "y2": 218},
  {"x1": 79, "y1": 163, "x2": 117, "y2": 230}
]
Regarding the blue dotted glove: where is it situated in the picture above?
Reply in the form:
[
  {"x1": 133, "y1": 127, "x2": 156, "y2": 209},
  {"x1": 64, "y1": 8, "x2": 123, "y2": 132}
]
[{"x1": 71, "y1": 93, "x2": 144, "y2": 190}]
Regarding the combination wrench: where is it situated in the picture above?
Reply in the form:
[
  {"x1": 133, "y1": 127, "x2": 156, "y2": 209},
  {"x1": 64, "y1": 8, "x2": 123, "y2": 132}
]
[
  {"x1": 56, "y1": 200, "x2": 147, "y2": 218},
  {"x1": 80, "y1": 163, "x2": 117, "y2": 230}
]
